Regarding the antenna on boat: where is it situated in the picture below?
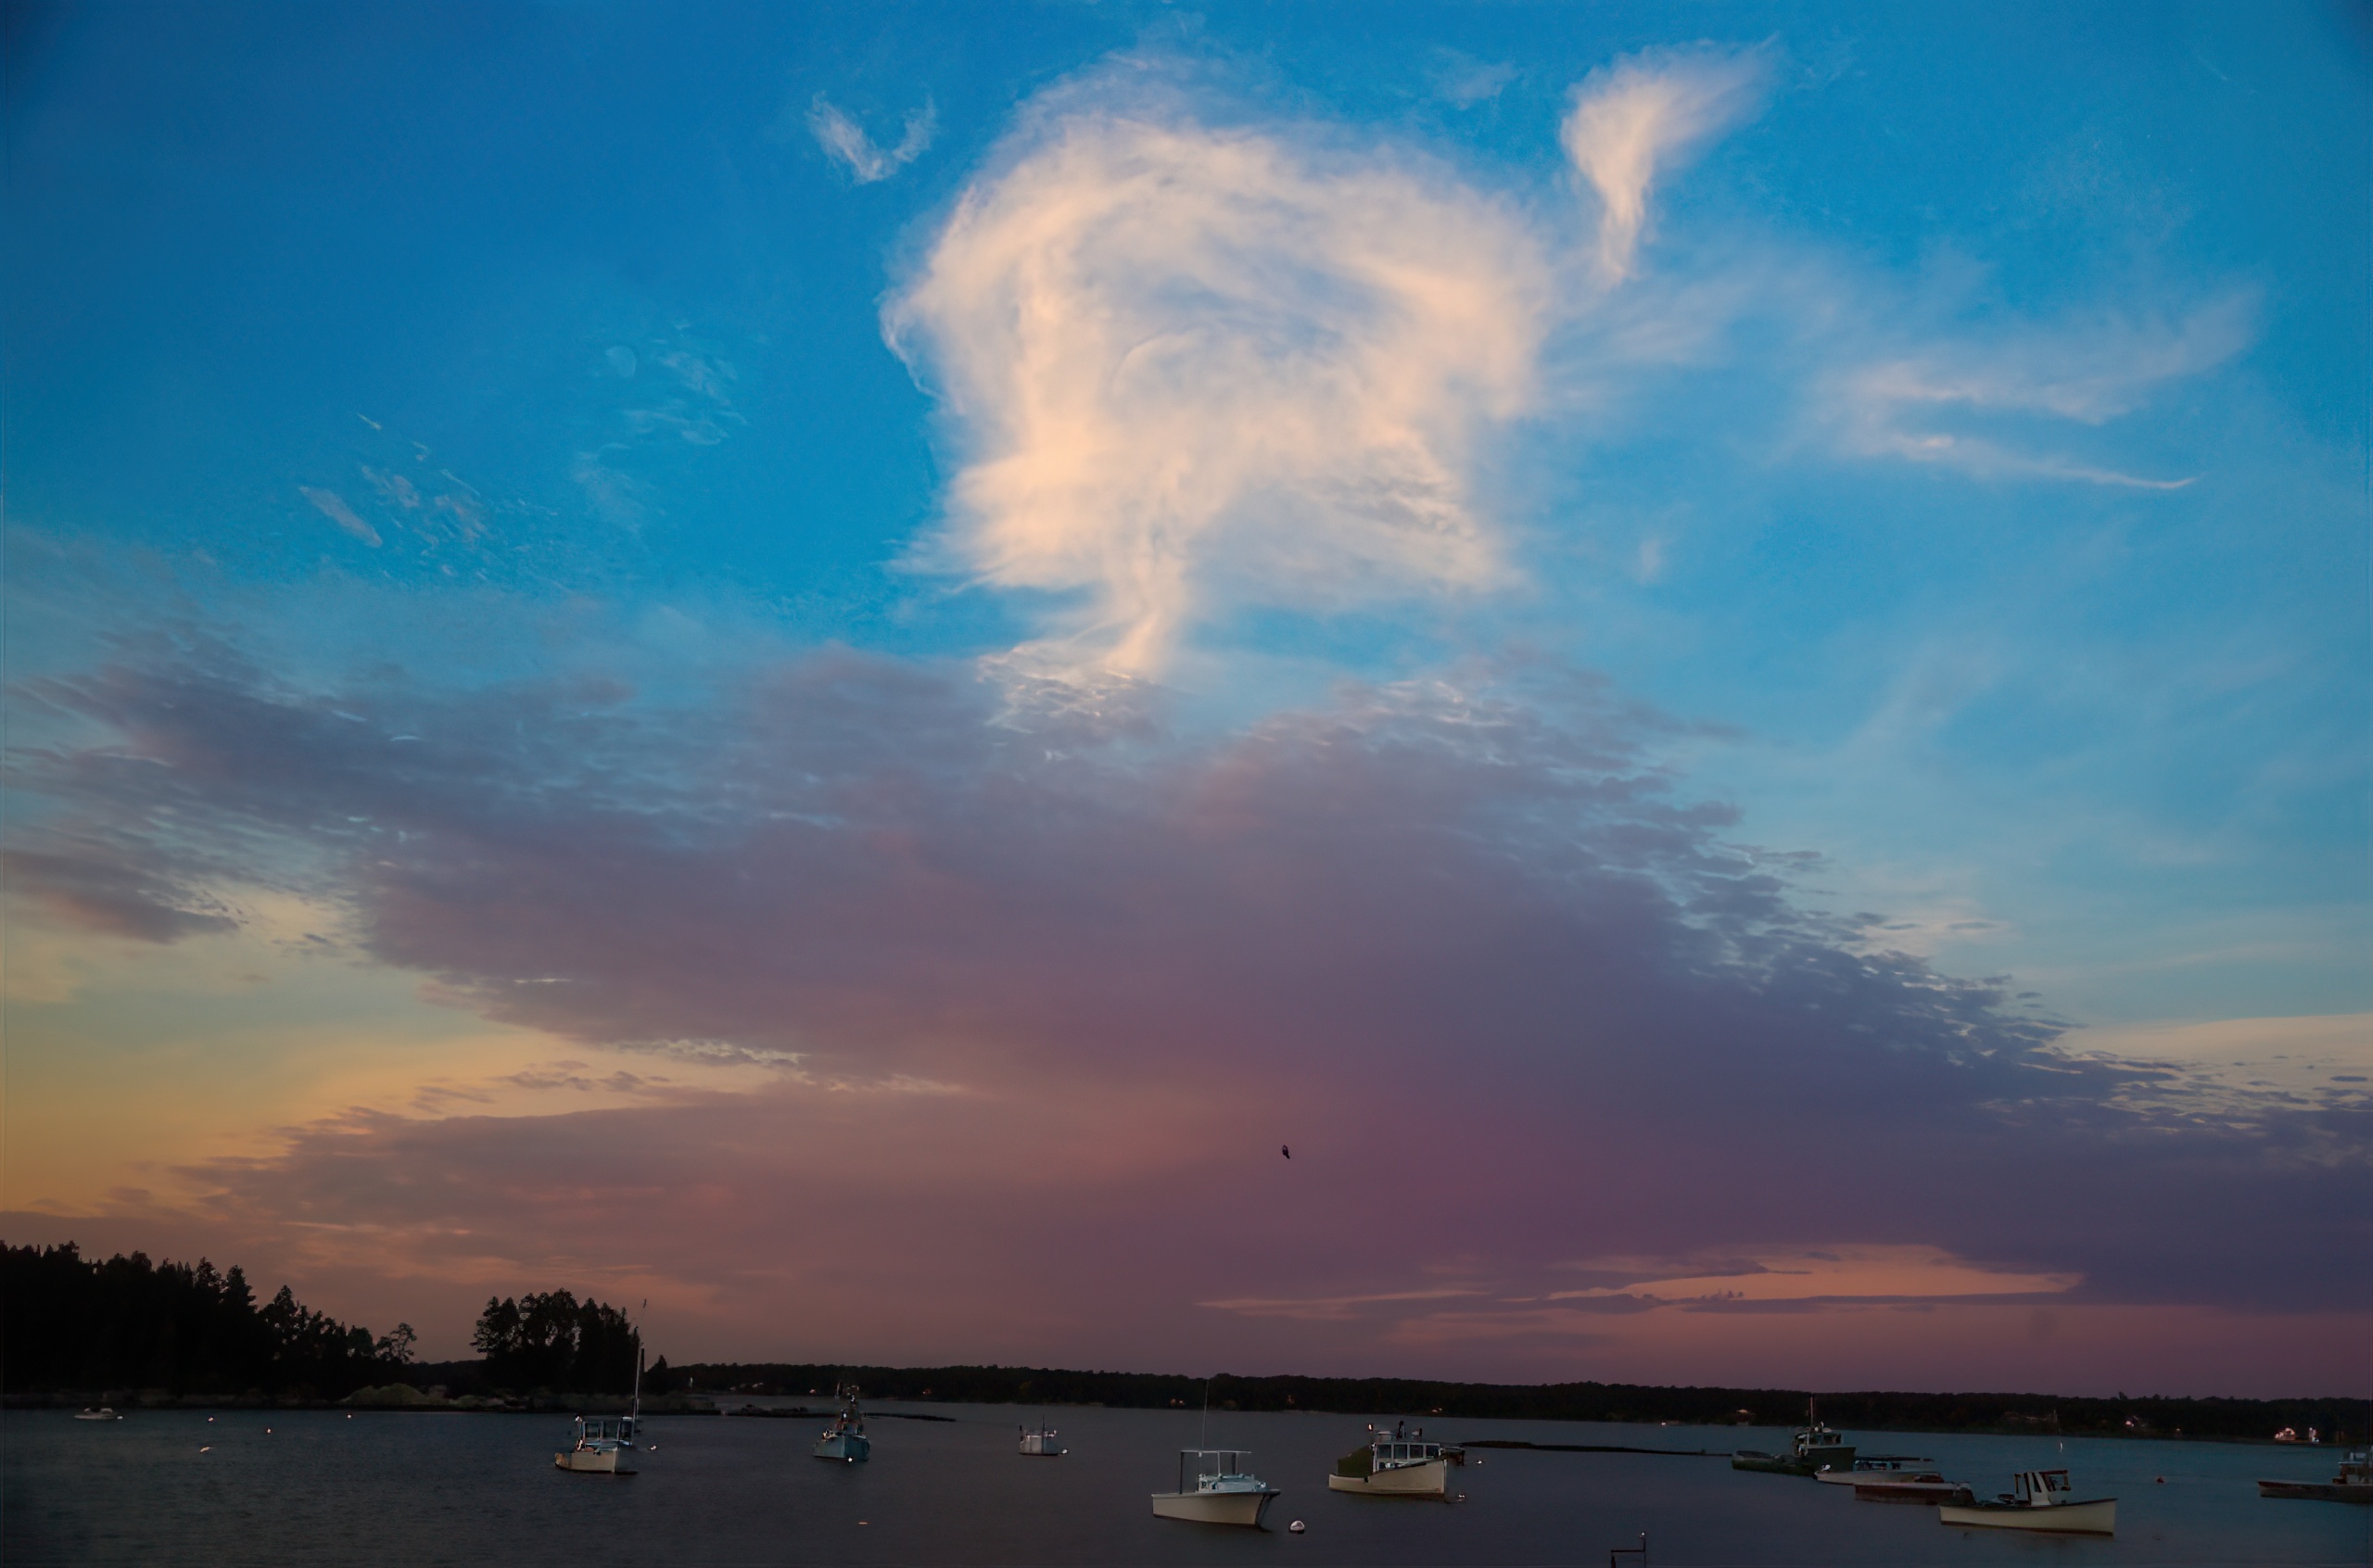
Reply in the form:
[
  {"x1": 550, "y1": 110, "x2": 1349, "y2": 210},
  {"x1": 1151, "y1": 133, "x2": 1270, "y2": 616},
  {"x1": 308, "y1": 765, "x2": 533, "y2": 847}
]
[
  {"x1": 629, "y1": 1298, "x2": 647, "y2": 1425},
  {"x1": 1200, "y1": 1376, "x2": 1212, "y2": 1448}
]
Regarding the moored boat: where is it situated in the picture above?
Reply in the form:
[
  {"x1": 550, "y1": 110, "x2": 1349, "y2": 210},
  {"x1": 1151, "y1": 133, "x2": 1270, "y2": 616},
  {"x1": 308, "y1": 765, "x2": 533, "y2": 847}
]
[
  {"x1": 814, "y1": 1384, "x2": 870, "y2": 1462},
  {"x1": 1018, "y1": 1420, "x2": 1064, "y2": 1457},
  {"x1": 555, "y1": 1348, "x2": 643, "y2": 1473},
  {"x1": 1327, "y1": 1420, "x2": 1462, "y2": 1498},
  {"x1": 1732, "y1": 1400, "x2": 1855, "y2": 1477},
  {"x1": 1855, "y1": 1476, "x2": 1973, "y2": 1504},
  {"x1": 1938, "y1": 1468, "x2": 2114, "y2": 1535},
  {"x1": 1813, "y1": 1456, "x2": 1931, "y2": 1485},
  {"x1": 73, "y1": 1407, "x2": 122, "y2": 1422},
  {"x1": 2259, "y1": 1450, "x2": 2371, "y2": 1504},
  {"x1": 1151, "y1": 1448, "x2": 1280, "y2": 1526}
]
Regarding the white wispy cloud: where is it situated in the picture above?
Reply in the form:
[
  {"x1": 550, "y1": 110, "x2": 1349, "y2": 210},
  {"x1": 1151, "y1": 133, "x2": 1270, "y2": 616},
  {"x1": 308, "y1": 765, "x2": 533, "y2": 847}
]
[
  {"x1": 887, "y1": 71, "x2": 1553, "y2": 675},
  {"x1": 882, "y1": 52, "x2": 2243, "y2": 677},
  {"x1": 1561, "y1": 44, "x2": 1768, "y2": 283},
  {"x1": 1826, "y1": 295, "x2": 2255, "y2": 487},
  {"x1": 810, "y1": 93, "x2": 936, "y2": 184},
  {"x1": 298, "y1": 486, "x2": 381, "y2": 547},
  {"x1": 1429, "y1": 49, "x2": 1516, "y2": 108}
]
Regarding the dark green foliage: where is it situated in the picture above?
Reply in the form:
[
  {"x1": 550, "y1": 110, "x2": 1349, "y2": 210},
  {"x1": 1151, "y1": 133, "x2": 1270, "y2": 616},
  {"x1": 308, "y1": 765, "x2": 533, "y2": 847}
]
[
  {"x1": 469, "y1": 1290, "x2": 641, "y2": 1395},
  {"x1": 1, "y1": 1242, "x2": 408, "y2": 1398},
  {"x1": 667, "y1": 1362, "x2": 2365, "y2": 1444}
]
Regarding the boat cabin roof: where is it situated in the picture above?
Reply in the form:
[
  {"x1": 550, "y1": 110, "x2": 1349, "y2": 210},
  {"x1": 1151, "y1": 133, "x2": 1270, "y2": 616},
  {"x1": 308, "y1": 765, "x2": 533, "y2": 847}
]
[{"x1": 2011, "y1": 1469, "x2": 2074, "y2": 1498}]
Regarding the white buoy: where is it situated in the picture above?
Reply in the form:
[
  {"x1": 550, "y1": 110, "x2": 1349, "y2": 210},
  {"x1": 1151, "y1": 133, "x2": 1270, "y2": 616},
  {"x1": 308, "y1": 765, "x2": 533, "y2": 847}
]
[{"x1": 1288, "y1": 1520, "x2": 1306, "y2": 1534}]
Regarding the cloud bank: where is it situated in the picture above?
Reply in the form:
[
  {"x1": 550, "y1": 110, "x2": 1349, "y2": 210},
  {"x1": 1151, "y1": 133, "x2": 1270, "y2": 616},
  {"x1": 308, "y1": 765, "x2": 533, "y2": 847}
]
[{"x1": 6, "y1": 634, "x2": 2361, "y2": 1380}]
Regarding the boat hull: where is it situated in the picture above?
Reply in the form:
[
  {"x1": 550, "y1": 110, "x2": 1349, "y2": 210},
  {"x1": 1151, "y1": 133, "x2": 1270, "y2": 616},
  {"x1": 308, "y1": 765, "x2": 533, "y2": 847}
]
[
  {"x1": 2259, "y1": 1480, "x2": 2373, "y2": 1504},
  {"x1": 1328, "y1": 1460, "x2": 1450, "y2": 1498},
  {"x1": 1857, "y1": 1480, "x2": 1973, "y2": 1504},
  {"x1": 1939, "y1": 1498, "x2": 2114, "y2": 1535},
  {"x1": 1019, "y1": 1435, "x2": 1065, "y2": 1457},
  {"x1": 554, "y1": 1447, "x2": 635, "y2": 1474},
  {"x1": 1732, "y1": 1451, "x2": 1815, "y2": 1476},
  {"x1": 814, "y1": 1433, "x2": 870, "y2": 1462},
  {"x1": 1816, "y1": 1464, "x2": 1935, "y2": 1486},
  {"x1": 1151, "y1": 1488, "x2": 1278, "y2": 1526}
]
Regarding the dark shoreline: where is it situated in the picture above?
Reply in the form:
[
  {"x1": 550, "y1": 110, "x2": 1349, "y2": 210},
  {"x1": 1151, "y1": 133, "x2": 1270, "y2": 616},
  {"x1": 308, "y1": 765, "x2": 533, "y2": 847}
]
[
  {"x1": 657, "y1": 1361, "x2": 2366, "y2": 1446},
  {"x1": 14, "y1": 1360, "x2": 2362, "y2": 1447},
  {"x1": 8, "y1": 1377, "x2": 2362, "y2": 1449}
]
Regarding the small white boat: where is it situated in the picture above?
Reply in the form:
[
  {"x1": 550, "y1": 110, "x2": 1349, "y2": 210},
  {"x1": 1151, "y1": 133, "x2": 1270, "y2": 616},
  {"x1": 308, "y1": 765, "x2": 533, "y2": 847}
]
[
  {"x1": 74, "y1": 1408, "x2": 122, "y2": 1422},
  {"x1": 555, "y1": 1412, "x2": 640, "y2": 1473},
  {"x1": 556, "y1": 1348, "x2": 644, "y2": 1473},
  {"x1": 1018, "y1": 1420, "x2": 1064, "y2": 1457},
  {"x1": 1938, "y1": 1468, "x2": 2114, "y2": 1535},
  {"x1": 1327, "y1": 1420, "x2": 1461, "y2": 1498},
  {"x1": 1151, "y1": 1448, "x2": 1280, "y2": 1526},
  {"x1": 814, "y1": 1385, "x2": 870, "y2": 1463}
]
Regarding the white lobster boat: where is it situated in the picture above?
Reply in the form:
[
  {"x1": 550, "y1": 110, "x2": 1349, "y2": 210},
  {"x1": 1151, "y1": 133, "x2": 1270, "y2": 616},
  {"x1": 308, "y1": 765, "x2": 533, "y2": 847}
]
[
  {"x1": 814, "y1": 1385, "x2": 870, "y2": 1463},
  {"x1": 1327, "y1": 1421, "x2": 1461, "y2": 1498},
  {"x1": 1151, "y1": 1448, "x2": 1280, "y2": 1526},
  {"x1": 1733, "y1": 1399, "x2": 1855, "y2": 1475},
  {"x1": 555, "y1": 1349, "x2": 643, "y2": 1473},
  {"x1": 1938, "y1": 1468, "x2": 2115, "y2": 1535},
  {"x1": 1018, "y1": 1420, "x2": 1064, "y2": 1457}
]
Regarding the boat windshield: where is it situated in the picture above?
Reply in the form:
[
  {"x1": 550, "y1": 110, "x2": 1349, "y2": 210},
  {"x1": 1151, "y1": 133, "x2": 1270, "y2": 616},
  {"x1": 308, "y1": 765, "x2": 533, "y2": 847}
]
[{"x1": 1178, "y1": 1448, "x2": 1256, "y2": 1489}]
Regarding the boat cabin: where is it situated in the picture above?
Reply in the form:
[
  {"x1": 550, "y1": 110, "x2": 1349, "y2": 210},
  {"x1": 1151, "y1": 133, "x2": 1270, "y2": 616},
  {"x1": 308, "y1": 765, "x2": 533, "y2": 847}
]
[
  {"x1": 2010, "y1": 1469, "x2": 2075, "y2": 1506},
  {"x1": 1374, "y1": 1438, "x2": 1446, "y2": 1470},
  {"x1": 1174, "y1": 1448, "x2": 1264, "y2": 1494},
  {"x1": 1362, "y1": 1423, "x2": 1450, "y2": 1471},
  {"x1": 571, "y1": 1414, "x2": 636, "y2": 1447}
]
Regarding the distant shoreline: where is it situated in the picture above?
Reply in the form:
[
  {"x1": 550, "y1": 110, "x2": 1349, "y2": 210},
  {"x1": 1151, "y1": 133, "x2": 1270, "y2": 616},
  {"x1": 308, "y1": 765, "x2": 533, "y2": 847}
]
[
  {"x1": 14, "y1": 1347, "x2": 2354, "y2": 1442},
  {"x1": 7, "y1": 1386, "x2": 2361, "y2": 1450},
  {"x1": 653, "y1": 1361, "x2": 2367, "y2": 1446},
  {"x1": 21, "y1": 1360, "x2": 2353, "y2": 1447}
]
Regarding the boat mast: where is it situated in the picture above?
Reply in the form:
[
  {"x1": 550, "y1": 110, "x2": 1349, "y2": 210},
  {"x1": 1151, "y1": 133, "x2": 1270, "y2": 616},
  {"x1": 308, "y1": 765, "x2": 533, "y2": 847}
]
[{"x1": 629, "y1": 1299, "x2": 646, "y2": 1427}]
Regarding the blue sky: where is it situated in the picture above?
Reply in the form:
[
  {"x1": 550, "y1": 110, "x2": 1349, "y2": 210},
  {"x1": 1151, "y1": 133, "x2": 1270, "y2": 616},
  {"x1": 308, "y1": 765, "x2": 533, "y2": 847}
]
[{"x1": 4, "y1": 3, "x2": 2366, "y2": 1390}]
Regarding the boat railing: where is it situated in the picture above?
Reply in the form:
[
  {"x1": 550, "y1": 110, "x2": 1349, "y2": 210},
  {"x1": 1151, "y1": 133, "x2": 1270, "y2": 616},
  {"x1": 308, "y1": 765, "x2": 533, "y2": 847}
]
[{"x1": 1175, "y1": 1448, "x2": 1257, "y2": 1491}]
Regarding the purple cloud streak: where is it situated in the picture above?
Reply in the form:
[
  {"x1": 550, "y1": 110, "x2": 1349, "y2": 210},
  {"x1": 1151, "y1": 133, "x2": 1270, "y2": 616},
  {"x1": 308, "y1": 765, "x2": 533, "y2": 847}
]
[{"x1": 6, "y1": 637, "x2": 2365, "y2": 1382}]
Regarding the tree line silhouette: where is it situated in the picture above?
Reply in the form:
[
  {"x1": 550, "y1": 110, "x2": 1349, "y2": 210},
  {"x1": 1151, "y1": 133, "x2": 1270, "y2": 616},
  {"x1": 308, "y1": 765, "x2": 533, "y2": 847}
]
[
  {"x1": 470, "y1": 1290, "x2": 643, "y2": 1395},
  {"x1": 4, "y1": 1242, "x2": 646, "y2": 1399},
  {"x1": 2, "y1": 1243, "x2": 412, "y2": 1399}
]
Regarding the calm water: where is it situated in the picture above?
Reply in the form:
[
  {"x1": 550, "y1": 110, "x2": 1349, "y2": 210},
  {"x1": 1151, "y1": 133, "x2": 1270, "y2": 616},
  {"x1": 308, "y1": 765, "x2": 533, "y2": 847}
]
[{"x1": 7, "y1": 1401, "x2": 2366, "y2": 1566}]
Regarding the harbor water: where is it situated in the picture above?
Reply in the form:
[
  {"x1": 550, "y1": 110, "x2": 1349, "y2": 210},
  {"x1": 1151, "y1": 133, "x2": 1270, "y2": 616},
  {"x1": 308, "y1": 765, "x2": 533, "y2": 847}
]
[{"x1": 8, "y1": 1401, "x2": 2366, "y2": 1565}]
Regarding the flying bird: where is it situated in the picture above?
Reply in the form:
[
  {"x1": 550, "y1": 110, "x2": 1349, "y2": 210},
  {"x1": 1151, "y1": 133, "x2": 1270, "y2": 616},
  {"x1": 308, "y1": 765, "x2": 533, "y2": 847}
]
[{"x1": 1282, "y1": 1145, "x2": 1291, "y2": 1159}]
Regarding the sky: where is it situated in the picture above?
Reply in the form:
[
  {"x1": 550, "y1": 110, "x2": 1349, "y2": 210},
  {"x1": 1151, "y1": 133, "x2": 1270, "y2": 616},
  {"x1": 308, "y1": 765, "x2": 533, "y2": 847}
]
[{"x1": 3, "y1": 1, "x2": 2367, "y2": 1398}]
